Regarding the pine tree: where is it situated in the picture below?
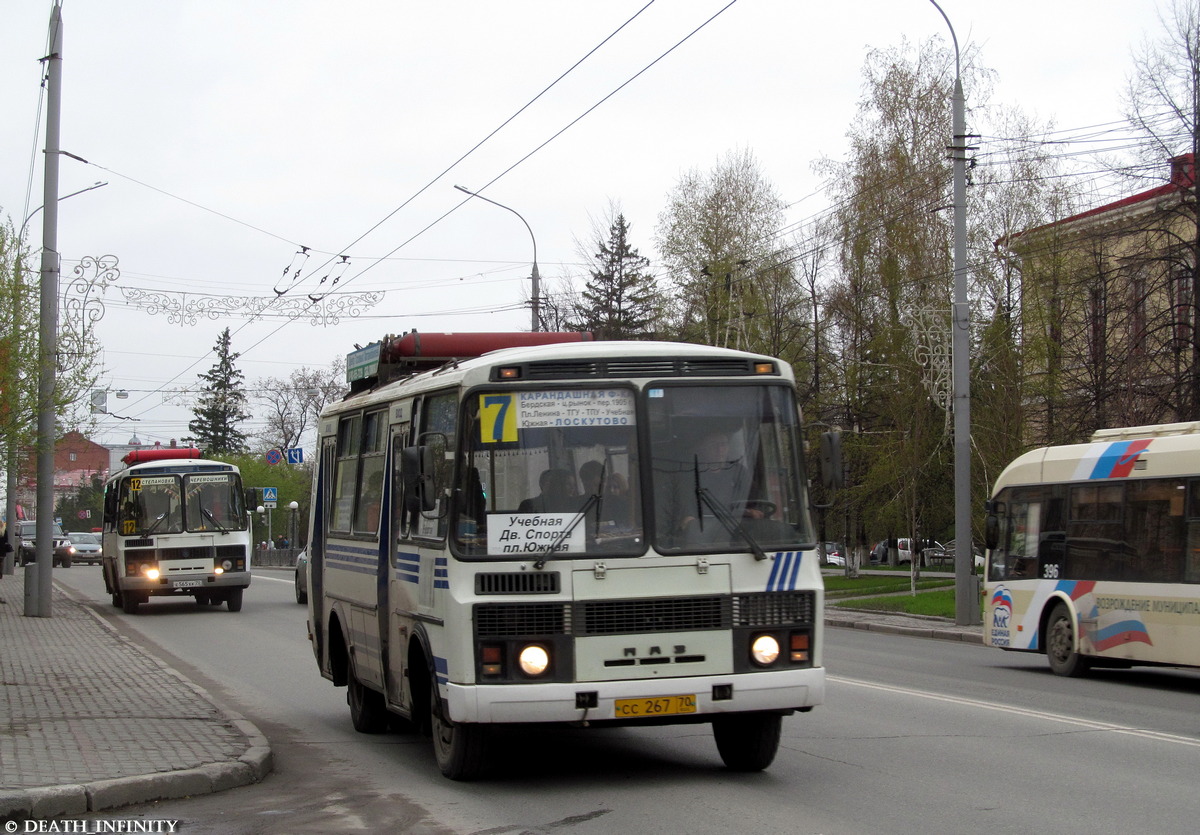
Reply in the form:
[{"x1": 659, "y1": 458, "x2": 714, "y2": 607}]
[
  {"x1": 189, "y1": 327, "x2": 250, "y2": 455},
  {"x1": 574, "y1": 213, "x2": 656, "y2": 340}
]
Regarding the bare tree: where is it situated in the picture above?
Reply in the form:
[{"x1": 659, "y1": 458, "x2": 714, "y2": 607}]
[{"x1": 252, "y1": 358, "x2": 346, "y2": 454}]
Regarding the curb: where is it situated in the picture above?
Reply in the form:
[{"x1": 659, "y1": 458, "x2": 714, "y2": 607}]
[{"x1": 825, "y1": 612, "x2": 983, "y2": 644}]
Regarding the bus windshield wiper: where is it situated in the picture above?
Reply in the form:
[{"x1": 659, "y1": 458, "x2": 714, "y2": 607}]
[
  {"x1": 693, "y1": 457, "x2": 767, "y2": 561},
  {"x1": 142, "y1": 512, "x2": 167, "y2": 537},
  {"x1": 533, "y1": 492, "x2": 601, "y2": 570},
  {"x1": 201, "y1": 506, "x2": 230, "y2": 534}
]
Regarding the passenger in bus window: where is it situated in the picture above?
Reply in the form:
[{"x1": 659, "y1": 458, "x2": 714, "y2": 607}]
[
  {"x1": 518, "y1": 469, "x2": 577, "y2": 513},
  {"x1": 579, "y1": 460, "x2": 631, "y2": 529}
]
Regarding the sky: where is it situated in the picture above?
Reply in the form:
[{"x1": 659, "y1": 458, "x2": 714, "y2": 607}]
[{"x1": 0, "y1": 0, "x2": 1170, "y2": 450}]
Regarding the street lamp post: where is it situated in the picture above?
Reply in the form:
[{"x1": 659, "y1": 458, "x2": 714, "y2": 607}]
[
  {"x1": 289, "y1": 500, "x2": 299, "y2": 551},
  {"x1": 929, "y1": 0, "x2": 979, "y2": 626},
  {"x1": 454, "y1": 185, "x2": 540, "y2": 332}
]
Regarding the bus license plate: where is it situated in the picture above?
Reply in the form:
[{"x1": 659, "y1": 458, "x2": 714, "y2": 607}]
[
  {"x1": 614, "y1": 694, "x2": 697, "y2": 718},
  {"x1": 172, "y1": 579, "x2": 202, "y2": 588}
]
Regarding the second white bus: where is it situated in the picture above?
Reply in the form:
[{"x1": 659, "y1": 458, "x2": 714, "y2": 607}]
[{"x1": 101, "y1": 448, "x2": 252, "y2": 614}]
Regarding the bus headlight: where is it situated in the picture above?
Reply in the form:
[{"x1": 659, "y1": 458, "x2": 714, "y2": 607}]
[
  {"x1": 144, "y1": 566, "x2": 160, "y2": 580},
  {"x1": 518, "y1": 644, "x2": 551, "y2": 677},
  {"x1": 750, "y1": 634, "x2": 781, "y2": 666},
  {"x1": 221, "y1": 559, "x2": 233, "y2": 571}
]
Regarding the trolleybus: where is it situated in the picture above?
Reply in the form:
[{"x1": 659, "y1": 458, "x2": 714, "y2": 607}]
[
  {"x1": 306, "y1": 332, "x2": 839, "y2": 778},
  {"x1": 984, "y1": 422, "x2": 1200, "y2": 676},
  {"x1": 102, "y1": 447, "x2": 251, "y2": 614}
]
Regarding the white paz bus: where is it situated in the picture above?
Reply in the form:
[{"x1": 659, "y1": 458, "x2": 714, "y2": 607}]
[
  {"x1": 102, "y1": 447, "x2": 252, "y2": 614},
  {"x1": 306, "y1": 332, "x2": 841, "y2": 779},
  {"x1": 984, "y1": 422, "x2": 1200, "y2": 676}
]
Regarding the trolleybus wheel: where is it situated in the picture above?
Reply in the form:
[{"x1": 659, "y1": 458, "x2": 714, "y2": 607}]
[
  {"x1": 430, "y1": 678, "x2": 487, "y2": 780},
  {"x1": 347, "y1": 662, "x2": 388, "y2": 734},
  {"x1": 226, "y1": 588, "x2": 244, "y2": 612},
  {"x1": 1046, "y1": 603, "x2": 1091, "y2": 677},
  {"x1": 712, "y1": 712, "x2": 782, "y2": 772}
]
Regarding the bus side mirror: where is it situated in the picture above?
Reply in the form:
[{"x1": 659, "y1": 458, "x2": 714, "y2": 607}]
[
  {"x1": 819, "y1": 431, "x2": 844, "y2": 490},
  {"x1": 402, "y1": 433, "x2": 447, "y2": 514},
  {"x1": 401, "y1": 445, "x2": 434, "y2": 513}
]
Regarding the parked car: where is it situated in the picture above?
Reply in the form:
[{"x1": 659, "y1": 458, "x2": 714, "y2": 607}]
[
  {"x1": 820, "y1": 541, "x2": 845, "y2": 566},
  {"x1": 294, "y1": 549, "x2": 308, "y2": 604},
  {"x1": 896, "y1": 537, "x2": 947, "y2": 568},
  {"x1": 941, "y1": 539, "x2": 986, "y2": 571},
  {"x1": 16, "y1": 520, "x2": 75, "y2": 567},
  {"x1": 67, "y1": 531, "x2": 102, "y2": 565}
]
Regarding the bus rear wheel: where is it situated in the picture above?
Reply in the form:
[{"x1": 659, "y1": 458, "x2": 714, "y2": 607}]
[
  {"x1": 712, "y1": 712, "x2": 783, "y2": 772},
  {"x1": 1046, "y1": 603, "x2": 1091, "y2": 677},
  {"x1": 430, "y1": 679, "x2": 487, "y2": 780}
]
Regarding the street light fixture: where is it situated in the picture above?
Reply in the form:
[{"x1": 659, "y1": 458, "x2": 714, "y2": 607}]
[
  {"x1": 454, "y1": 185, "x2": 540, "y2": 332},
  {"x1": 289, "y1": 500, "x2": 300, "y2": 549}
]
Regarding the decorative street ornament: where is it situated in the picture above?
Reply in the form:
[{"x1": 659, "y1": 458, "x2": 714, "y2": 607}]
[
  {"x1": 910, "y1": 306, "x2": 952, "y2": 430},
  {"x1": 59, "y1": 254, "x2": 120, "y2": 372},
  {"x1": 119, "y1": 288, "x2": 384, "y2": 327}
]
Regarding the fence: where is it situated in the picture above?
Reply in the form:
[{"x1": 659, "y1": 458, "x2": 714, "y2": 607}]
[{"x1": 252, "y1": 546, "x2": 302, "y2": 568}]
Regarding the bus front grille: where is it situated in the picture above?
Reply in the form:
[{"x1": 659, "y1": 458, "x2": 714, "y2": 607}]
[
  {"x1": 474, "y1": 591, "x2": 815, "y2": 639},
  {"x1": 577, "y1": 596, "x2": 730, "y2": 635}
]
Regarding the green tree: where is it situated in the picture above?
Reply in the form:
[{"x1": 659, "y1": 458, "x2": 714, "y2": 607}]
[
  {"x1": 189, "y1": 327, "x2": 250, "y2": 455},
  {"x1": 655, "y1": 148, "x2": 789, "y2": 350},
  {"x1": 571, "y1": 210, "x2": 658, "y2": 340}
]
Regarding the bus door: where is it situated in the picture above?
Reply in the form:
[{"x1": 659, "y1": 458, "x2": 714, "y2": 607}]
[
  {"x1": 386, "y1": 416, "x2": 415, "y2": 708},
  {"x1": 311, "y1": 436, "x2": 335, "y2": 667}
]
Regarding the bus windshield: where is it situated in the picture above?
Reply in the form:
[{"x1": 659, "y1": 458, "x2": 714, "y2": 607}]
[
  {"x1": 118, "y1": 472, "x2": 246, "y2": 535},
  {"x1": 648, "y1": 384, "x2": 812, "y2": 554},
  {"x1": 452, "y1": 382, "x2": 813, "y2": 559},
  {"x1": 456, "y1": 387, "x2": 642, "y2": 558}
]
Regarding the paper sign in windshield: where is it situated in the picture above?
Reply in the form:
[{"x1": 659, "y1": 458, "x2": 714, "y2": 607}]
[{"x1": 487, "y1": 513, "x2": 586, "y2": 554}]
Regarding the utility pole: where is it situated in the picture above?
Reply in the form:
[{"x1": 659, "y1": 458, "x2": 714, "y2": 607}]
[
  {"x1": 930, "y1": 0, "x2": 980, "y2": 626},
  {"x1": 29, "y1": 2, "x2": 64, "y2": 617}
]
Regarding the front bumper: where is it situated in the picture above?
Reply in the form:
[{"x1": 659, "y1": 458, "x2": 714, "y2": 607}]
[
  {"x1": 445, "y1": 666, "x2": 824, "y2": 724},
  {"x1": 120, "y1": 572, "x2": 251, "y2": 596}
]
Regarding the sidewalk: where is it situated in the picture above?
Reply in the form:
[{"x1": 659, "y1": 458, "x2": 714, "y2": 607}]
[{"x1": 0, "y1": 571, "x2": 271, "y2": 821}]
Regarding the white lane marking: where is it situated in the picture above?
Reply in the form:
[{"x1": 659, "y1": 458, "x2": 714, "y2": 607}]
[
  {"x1": 831, "y1": 674, "x2": 1200, "y2": 748},
  {"x1": 252, "y1": 573, "x2": 294, "y2": 584}
]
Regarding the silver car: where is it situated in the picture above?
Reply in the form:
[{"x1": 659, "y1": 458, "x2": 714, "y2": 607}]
[
  {"x1": 294, "y1": 550, "x2": 308, "y2": 604},
  {"x1": 67, "y1": 531, "x2": 103, "y2": 565}
]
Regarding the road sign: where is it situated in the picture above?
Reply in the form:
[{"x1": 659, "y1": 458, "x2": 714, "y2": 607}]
[
  {"x1": 265, "y1": 448, "x2": 283, "y2": 465},
  {"x1": 286, "y1": 447, "x2": 304, "y2": 464}
]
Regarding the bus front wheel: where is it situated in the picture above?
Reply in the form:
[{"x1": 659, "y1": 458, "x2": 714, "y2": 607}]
[
  {"x1": 430, "y1": 679, "x2": 487, "y2": 780},
  {"x1": 1046, "y1": 603, "x2": 1091, "y2": 677},
  {"x1": 226, "y1": 588, "x2": 244, "y2": 612},
  {"x1": 713, "y1": 712, "x2": 782, "y2": 772}
]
